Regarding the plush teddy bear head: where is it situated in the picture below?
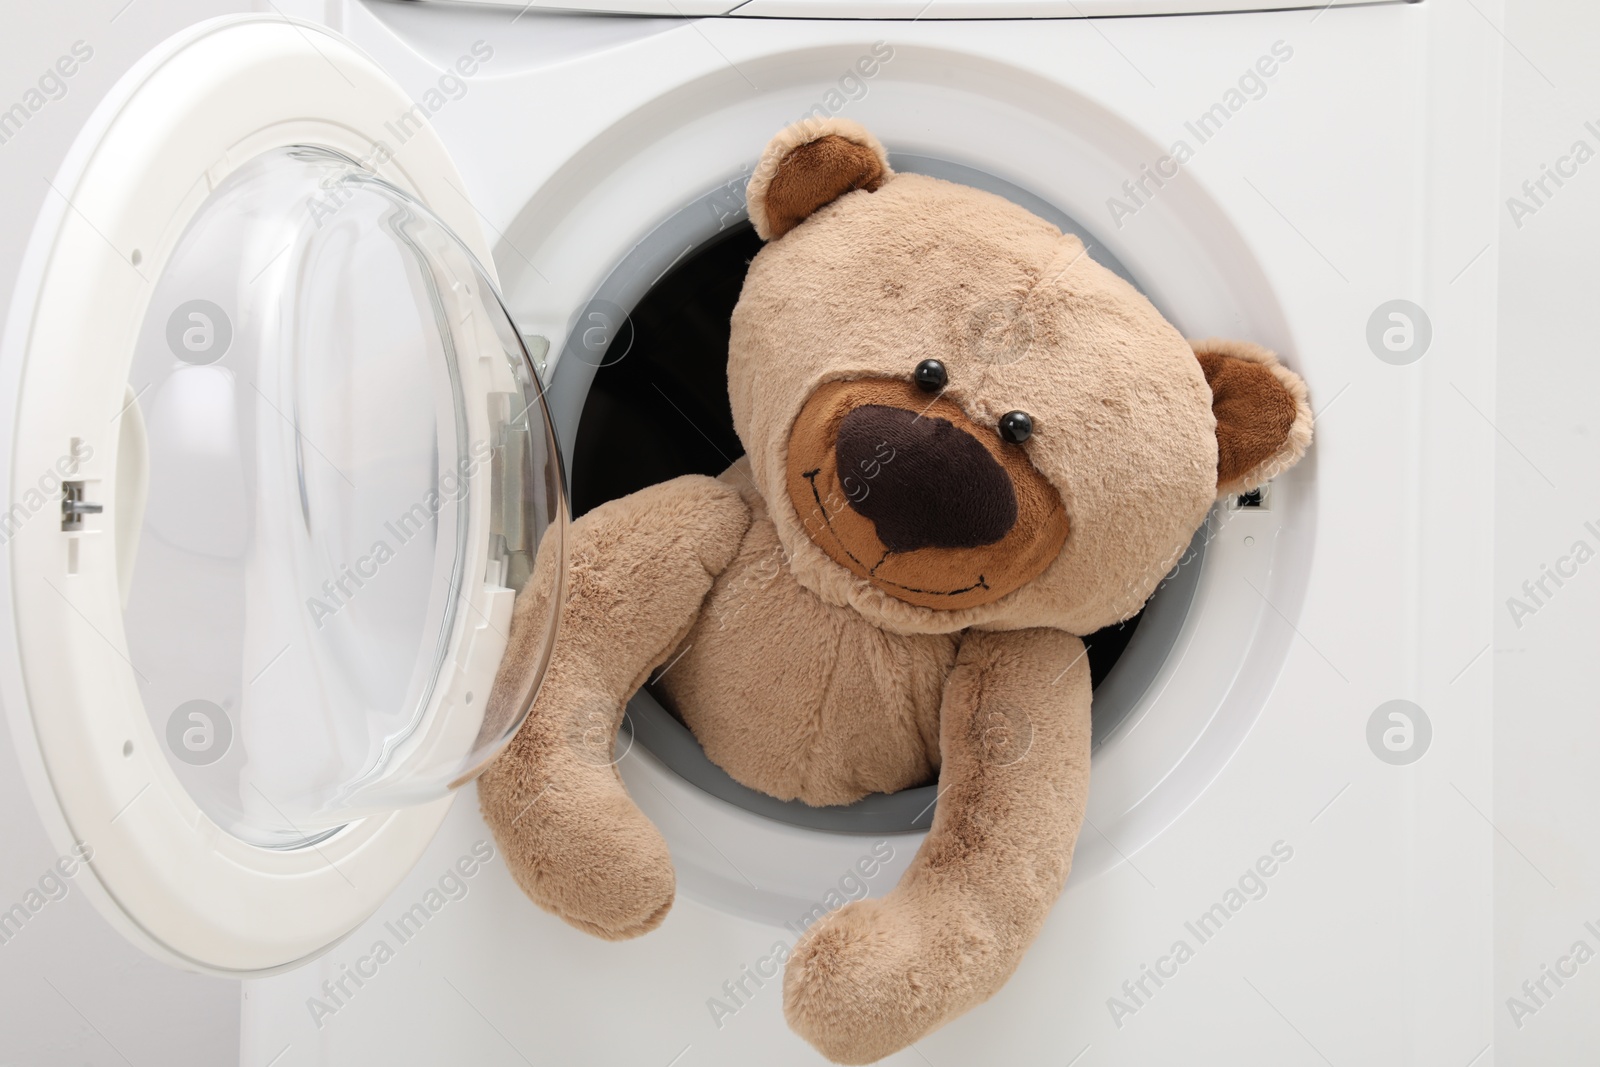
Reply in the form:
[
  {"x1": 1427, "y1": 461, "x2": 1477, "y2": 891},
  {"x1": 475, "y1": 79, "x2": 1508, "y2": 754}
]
[{"x1": 729, "y1": 119, "x2": 1311, "y2": 638}]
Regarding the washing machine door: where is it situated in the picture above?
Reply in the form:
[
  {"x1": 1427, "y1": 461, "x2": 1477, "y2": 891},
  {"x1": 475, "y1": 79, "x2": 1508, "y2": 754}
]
[{"x1": 0, "y1": 17, "x2": 564, "y2": 974}]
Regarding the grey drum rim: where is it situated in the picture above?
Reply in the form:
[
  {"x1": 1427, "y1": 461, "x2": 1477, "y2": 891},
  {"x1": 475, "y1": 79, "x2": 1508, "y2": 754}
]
[{"x1": 545, "y1": 155, "x2": 1205, "y2": 834}]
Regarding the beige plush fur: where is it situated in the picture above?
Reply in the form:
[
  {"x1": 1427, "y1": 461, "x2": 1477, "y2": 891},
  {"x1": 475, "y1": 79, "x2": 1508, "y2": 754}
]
[
  {"x1": 659, "y1": 459, "x2": 957, "y2": 806},
  {"x1": 479, "y1": 474, "x2": 750, "y2": 939},
  {"x1": 782, "y1": 627, "x2": 1090, "y2": 1064},
  {"x1": 784, "y1": 378, "x2": 1070, "y2": 610},
  {"x1": 732, "y1": 164, "x2": 1222, "y2": 638},
  {"x1": 1191, "y1": 336, "x2": 1314, "y2": 497},
  {"x1": 479, "y1": 118, "x2": 1313, "y2": 1063},
  {"x1": 747, "y1": 117, "x2": 893, "y2": 241}
]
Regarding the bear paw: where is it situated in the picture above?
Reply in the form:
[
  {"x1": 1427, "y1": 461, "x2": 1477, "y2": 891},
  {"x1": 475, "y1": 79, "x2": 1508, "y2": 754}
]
[
  {"x1": 782, "y1": 895, "x2": 1000, "y2": 1065},
  {"x1": 494, "y1": 784, "x2": 676, "y2": 941}
]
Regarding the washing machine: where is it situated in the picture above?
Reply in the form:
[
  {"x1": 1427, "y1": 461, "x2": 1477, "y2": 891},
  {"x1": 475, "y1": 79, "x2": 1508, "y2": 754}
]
[{"x1": 0, "y1": 0, "x2": 1502, "y2": 1063}]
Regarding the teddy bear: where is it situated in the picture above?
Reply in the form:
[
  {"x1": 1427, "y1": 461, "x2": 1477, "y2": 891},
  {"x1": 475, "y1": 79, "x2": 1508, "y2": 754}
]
[{"x1": 478, "y1": 118, "x2": 1312, "y2": 1064}]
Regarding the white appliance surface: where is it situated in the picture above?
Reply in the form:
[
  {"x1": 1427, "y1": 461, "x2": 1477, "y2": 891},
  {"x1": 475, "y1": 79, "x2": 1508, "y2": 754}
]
[
  {"x1": 1491, "y1": 3, "x2": 1600, "y2": 1064},
  {"x1": 246, "y1": 2, "x2": 1497, "y2": 1064},
  {"x1": 2, "y1": 0, "x2": 1595, "y2": 1065}
]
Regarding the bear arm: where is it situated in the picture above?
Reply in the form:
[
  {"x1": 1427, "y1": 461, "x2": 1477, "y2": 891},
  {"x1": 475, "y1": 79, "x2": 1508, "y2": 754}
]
[
  {"x1": 478, "y1": 474, "x2": 752, "y2": 940},
  {"x1": 783, "y1": 627, "x2": 1092, "y2": 1064}
]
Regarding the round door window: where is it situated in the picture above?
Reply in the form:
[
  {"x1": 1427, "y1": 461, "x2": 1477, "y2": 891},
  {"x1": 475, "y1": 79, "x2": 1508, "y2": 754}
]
[{"x1": 121, "y1": 146, "x2": 563, "y2": 848}]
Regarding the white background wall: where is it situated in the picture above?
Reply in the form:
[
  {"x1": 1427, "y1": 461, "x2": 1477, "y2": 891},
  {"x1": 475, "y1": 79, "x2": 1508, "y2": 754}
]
[{"x1": 1494, "y1": 1, "x2": 1600, "y2": 1061}]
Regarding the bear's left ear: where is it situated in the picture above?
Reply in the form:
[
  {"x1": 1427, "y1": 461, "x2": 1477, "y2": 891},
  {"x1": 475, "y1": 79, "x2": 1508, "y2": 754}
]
[
  {"x1": 746, "y1": 118, "x2": 893, "y2": 241},
  {"x1": 1191, "y1": 338, "x2": 1313, "y2": 497}
]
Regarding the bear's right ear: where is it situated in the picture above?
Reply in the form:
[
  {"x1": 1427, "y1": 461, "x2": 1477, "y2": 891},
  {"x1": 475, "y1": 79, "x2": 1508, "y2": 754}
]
[
  {"x1": 1191, "y1": 338, "x2": 1313, "y2": 498},
  {"x1": 746, "y1": 118, "x2": 893, "y2": 241}
]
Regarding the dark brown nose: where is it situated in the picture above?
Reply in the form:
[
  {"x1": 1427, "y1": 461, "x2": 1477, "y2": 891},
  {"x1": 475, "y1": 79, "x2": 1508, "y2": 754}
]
[{"x1": 834, "y1": 404, "x2": 1017, "y2": 553}]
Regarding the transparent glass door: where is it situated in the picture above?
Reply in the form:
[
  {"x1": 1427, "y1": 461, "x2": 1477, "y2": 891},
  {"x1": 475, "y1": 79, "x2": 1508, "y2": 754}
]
[{"x1": 122, "y1": 147, "x2": 563, "y2": 847}]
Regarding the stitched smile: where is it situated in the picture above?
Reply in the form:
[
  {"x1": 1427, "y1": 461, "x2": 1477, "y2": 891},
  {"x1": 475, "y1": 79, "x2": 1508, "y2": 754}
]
[{"x1": 802, "y1": 469, "x2": 991, "y2": 598}]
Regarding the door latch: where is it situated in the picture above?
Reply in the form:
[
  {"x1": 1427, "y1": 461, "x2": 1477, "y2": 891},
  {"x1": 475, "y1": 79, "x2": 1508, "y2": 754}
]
[{"x1": 61, "y1": 481, "x2": 103, "y2": 531}]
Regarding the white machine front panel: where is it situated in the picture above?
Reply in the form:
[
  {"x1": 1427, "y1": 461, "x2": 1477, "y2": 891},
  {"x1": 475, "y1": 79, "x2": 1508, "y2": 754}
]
[
  {"x1": 437, "y1": 0, "x2": 1393, "y2": 17},
  {"x1": 728, "y1": 0, "x2": 1394, "y2": 17},
  {"x1": 237, "y1": 0, "x2": 1496, "y2": 1063}
]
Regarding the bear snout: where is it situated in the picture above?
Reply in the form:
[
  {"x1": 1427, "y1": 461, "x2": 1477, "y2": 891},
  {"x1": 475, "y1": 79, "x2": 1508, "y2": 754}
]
[
  {"x1": 835, "y1": 405, "x2": 1017, "y2": 553},
  {"x1": 784, "y1": 377, "x2": 1069, "y2": 610}
]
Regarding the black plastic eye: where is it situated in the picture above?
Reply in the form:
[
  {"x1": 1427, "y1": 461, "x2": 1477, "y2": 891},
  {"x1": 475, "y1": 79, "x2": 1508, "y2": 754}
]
[
  {"x1": 913, "y1": 359, "x2": 947, "y2": 393},
  {"x1": 998, "y1": 410, "x2": 1033, "y2": 444}
]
